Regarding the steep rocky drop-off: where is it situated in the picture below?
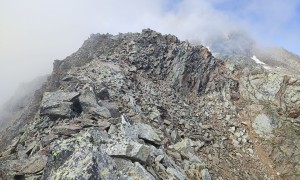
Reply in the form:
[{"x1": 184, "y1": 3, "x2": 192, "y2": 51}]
[{"x1": 0, "y1": 29, "x2": 300, "y2": 180}]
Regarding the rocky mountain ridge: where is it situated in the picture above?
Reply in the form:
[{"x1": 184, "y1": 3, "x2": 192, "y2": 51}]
[{"x1": 0, "y1": 29, "x2": 299, "y2": 179}]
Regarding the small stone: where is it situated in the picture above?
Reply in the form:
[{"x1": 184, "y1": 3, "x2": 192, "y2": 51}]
[
  {"x1": 229, "y1": 127, "x2": 236, "y2": 134},
  {"x1": 166, "y1": 167, "x2": 187, "y2": 180},
  {"x1": 98, "y1": 121, "x2": 111, "y2": 130},
  {"x1": 164, "y1": 120, "x2": 172, "y2": 125},
  {"x1": 201, "y1": 169, "x2": 211, "y2": 180},
  {"x1": 236, "y1": 153, "x2": 242, "y2": 157},
  {"x1": 155, "y1": 155, "x2": 164, "y2": 162},
  {"x1": 171, "y1": 130, "x2": 178, "y2": 142},
  {"x1": 232, "y1": 139, "x2": 240, "y2": 147},
  {"x1": 128, "y1": 66, "x2": 137, "y2": 72},
  {"x1": 167, "y1": 150, "x2": 182, "y2": 161},
  {"x1": 247, "y1": 148, "x2": 254, "y2": 154},
  {"x1": 208, "y1": 154, "x2": 212, "y2": 161},
  {"x1": 234, "y1": 132, "x2": 241, "y2": 137},
  {"x1": 97, "y1": 87, "x2": 110, "y2": 100},
  {"x1": 108, "y1": 125, "x2": 117, "y2": 134}
]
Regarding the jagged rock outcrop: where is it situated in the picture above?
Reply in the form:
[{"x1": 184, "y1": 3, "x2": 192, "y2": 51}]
[{"x1": 0, "y1": 29, "x2": 300, "y2": 180}]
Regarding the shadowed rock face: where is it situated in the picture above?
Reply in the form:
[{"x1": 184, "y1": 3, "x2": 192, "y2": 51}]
[{"x1": 0, "y1": 29, "x2": 300, "y2": 179}]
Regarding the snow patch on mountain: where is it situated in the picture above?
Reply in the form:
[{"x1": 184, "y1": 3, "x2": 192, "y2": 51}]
[{"x1": 251, "y1": 55, "x2": 265, "y2": 65}]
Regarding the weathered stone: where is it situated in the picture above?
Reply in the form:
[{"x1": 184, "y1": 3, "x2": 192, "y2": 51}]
[
  {"x1": 121, "y1": 120, "x2": 161, "y2": 145},
  {"x1": 201, "y1": 168, "x2": 212, "y2": 180},
  {"x1": 0, "y1": 155, "x2": 48, "y2": 177},
  {"x1": 97, "y1": 87, "x2": 110, "y2": 100},
  {"x1": 43, "y1": 136, "x2": 118, "y2": 179},
  {"x1": 41, "y1": 134, "x2": 58, "y2": 147},
  {"x1": 164, "y1": 120, "x2": 172, "y2": 125},
  {"x1": 136, "y1": 123, "x2": 161, "y2": 145},
  {"x1": 24, "y1": 141, "x2": 37, "y2": 157},
  {"x1": 170, "y1": 138, "x2": 193, "y2": 152},
  {"x1": 99, "y1": 101, "x2": 120, "y2": 118},
  {"x1": 283, "y1": 85, "x2": 300, "y2": 118},
  {"x1": 113, "y1": 158, "x2": 155, "y2": 180},
  {"x1": 167, "y1": 150, "x2": 182, "y2": 162},
  {"x1": 166, "y1": 167, "x2": 187, "y2": 180},
  {"x1": 252, "y1": 114, "x2": 277, "y2": 138},
  {"x1": 40, "y1": 91, "x2": 81, "y2": 120},
  {"x1": 106, "y1": 138, "x2": 151, "y2": 163},
  {"x1": 239, "y1": 72, "x2": 284, "y2": 102},
  {"x1": 52, "y1": 124, "x2": 82, "y2": 136},
  {"x1": 79, "y1": 90, "x2": 111, "y2": 118},
  {"x1": 20, "y1": 155, "x2": 48, "y2": 174},
  {"x1": 1, "y1": 137, "x2": 19, "y2": 157},
  {"x1": 98, "y1": 120, "x2": 111, "y2": 130}
]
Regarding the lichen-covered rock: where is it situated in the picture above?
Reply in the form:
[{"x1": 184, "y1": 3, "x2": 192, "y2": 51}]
[
  {"x1": 40, "y1": 91, "x2": 81, "y2": 120},
  {"x1": 252, "y1": 114, "x2": 277, "y2": 138},
  {"x1": 19, "y1": 155, "x2": 48, "y2": 174},
  {"x1": 106, "y1": 137, "x2": 151, "y2": 163},
  {"x1": 79, "y1": 90, "x2": 111, "y2": 118},
  {"x1": 52, "y1": 124, "x2": 82, "y2": 136},
  {"x1": 240, "y1": 71, "x2": 300, "y2": 119},
  {"x1": 239, "y1": 72, "x2": 284, "y2": 102},
  {"x1": 114, "y1": 159, "x2": 155, "y2": 180},
  {"x1": 42, "y1": 136, "x2": 119, "y2": 180},
  {"x1": 121, "y1": 120, "x2": 161, "y2": 145},
  {"x1": 0, "y1": 155, "x2": 47, "y2": 179},
  {"x1": 282, "y1": 80, "x2": 300, "y2": 118}
]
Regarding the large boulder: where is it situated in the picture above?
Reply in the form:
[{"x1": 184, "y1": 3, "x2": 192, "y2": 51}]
[
  {"x1": 106, "y1": 137, "x2": 151, "y2": 163},
  {"x1": 42, "y1": 135, "x2": 119, "y2": 179},
  {"x1": 121, "y1": 116, "x2": 161, "y2": 145},
  {"x1": 40, "y1": 91, "x2": 81, "y2": 120},
  {"x1": 113, "y1": 159, "x2": 155, "y2": 180},
  {"x1": 79, "y1": 90, "x2": 111, "y2": 118},
  {"x1": 252, "y1": 114, "x2": 279, "y2": 140},
  {"x1": 282, "y1": 78, "x2": 300, "y2": 118}
]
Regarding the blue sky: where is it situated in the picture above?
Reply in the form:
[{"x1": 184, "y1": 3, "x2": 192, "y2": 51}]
[
  {"x1": 0, "y1": 0, "x2": 299, "y2": 105},
  {"x1": 166, "y1": 0, "x2": 300, "y2": 55},
  {"x1": 214, "y1": 0, "x2": 300, "y2": 54}
]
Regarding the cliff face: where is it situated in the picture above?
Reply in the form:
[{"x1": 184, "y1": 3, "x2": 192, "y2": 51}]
[{"x1": 0, "y1": 29, "x2": 299, "y2": 180}]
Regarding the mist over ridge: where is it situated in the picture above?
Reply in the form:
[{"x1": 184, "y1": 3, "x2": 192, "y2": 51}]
[{"x1": 1, "y1": 0, "x2": 299, "y2": 106}]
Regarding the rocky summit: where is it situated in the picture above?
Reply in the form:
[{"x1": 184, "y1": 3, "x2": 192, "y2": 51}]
[{"x1": 0, "y1": 29, "x2": 300, "y2": 180}]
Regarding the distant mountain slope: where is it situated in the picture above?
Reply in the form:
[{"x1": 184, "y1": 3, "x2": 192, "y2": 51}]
[
  {"x1": 0, "y1": 75, "x2": 47, "y2": 131},
  {"x1": 203, "y1": 31, "x2": 300, "y2": 76}
]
